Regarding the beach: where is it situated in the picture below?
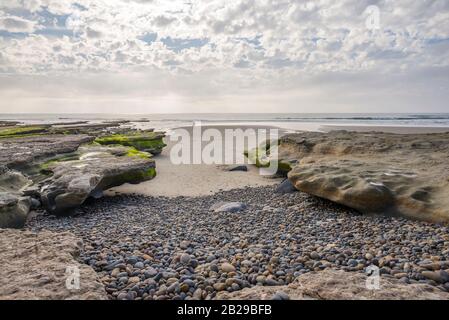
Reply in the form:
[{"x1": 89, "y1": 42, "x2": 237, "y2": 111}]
[{"x1": 1, "y1": 116, "x2": 449, "y2": 300}]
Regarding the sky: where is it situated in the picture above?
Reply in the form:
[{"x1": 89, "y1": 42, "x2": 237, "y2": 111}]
[{"x1": 0, "y1": 0, "x2": 448, "y2": 114}]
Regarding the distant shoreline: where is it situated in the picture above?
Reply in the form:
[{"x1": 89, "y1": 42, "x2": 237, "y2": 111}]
[{"x1": 320, "y1": 125, "x2": 449, "y2": 134}]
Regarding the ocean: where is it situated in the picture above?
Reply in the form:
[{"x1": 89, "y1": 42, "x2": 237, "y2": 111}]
[{"x1": 1, "y1": 113, "x2": 449, "y2": 132}]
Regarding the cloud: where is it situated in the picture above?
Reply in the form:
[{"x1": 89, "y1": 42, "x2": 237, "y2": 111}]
[
  {"x1": 0, "y1": 15, "x2": 37, "y2": 33},
  {"x1": 0, "y1": 0, "x2": 448, "y2": 112}
]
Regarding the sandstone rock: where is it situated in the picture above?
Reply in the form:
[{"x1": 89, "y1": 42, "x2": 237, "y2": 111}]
[
  {"x1": 0, "y1": 193, "x2": 31, "y2": 229},
  {"x1": 0, "y1": 167, "x2": 33, "y2": 228},
  {"x1": 40, "y1": 146, "x2": 156, "y2": 215},
  {"x1": 0, "y1": 229, "x2": 107, "y2": 300},
  {"x1": 216, "y1": 269, "x2": 449, "y2": 300},
  {"x1": 280, "y1": 131, "x2": 449, "y2": 222}
]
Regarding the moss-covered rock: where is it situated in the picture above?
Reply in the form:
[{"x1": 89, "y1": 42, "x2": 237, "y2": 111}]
[
  {"x1": 39, "y1": 145, "x2": 157, "y2": 215},
  {"x1": 95, "y1": 131, "x2": 166, "y2": 155},
  {"x1": 0, "y1": 125, "x2": 50, "y2": 139},
  {"x1": 244, "y1": 139, "x2": 292, "y2": 176}
]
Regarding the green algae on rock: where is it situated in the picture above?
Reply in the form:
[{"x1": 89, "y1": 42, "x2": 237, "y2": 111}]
[
  {"x1": 244, "y1": 139, "x2": 293, "y2": 176},
  {"x1": 0, "y1": 125, "x2": 50, "y2": 139},
  {"x1": 95, "y1": 131, "x2": 166, "y2": 155}
]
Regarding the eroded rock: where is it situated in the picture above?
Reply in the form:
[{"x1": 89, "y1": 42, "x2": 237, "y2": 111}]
[
  {"x1": 0, "y1": 167, "x2": 33, "y2": 228},
  {"x1": 210, "y1": 202, "x2": 247, "y2": 213},
  {"x1": 0, "y1": 134, "x2": 94, "y2": 169},
  {"x1": 0, "y1": 193, "x2": 31, "y2": 229},
  {"x1": 217, "y1": 269, "x2": 449, "y2": 300},
  {"x1": 281, "y1": 131, "x2": 449, "y2": 222},
  {"x1": 40, "y1": 146, "x2": 156, "y2": 215},
  {"x1": 0, "y1": 229, "x2": 107, "y2": 300}
]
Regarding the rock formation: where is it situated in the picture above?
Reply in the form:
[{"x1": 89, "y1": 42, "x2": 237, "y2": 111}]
[
  {"x1": 276, "y1": 131, "x2": 449, "y2": 222},
  {"x1": 0, "y1": 123, "x2": 165, "y2": 226},
  {"x1": 40, "y1": 145, "x2": 156, "y2": 215}
]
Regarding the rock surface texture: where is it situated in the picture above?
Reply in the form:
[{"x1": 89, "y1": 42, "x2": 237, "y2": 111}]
[
  {"x1": 0, "y1": 134, "x2": 94, "y2": 169},
  {"x1": 0, "y1": 166, "x2": 33, "y2": 228},
  {"x1": 217, "y1": 269, "x2": 449, "y2": 300},
  {"x1": 281, "y1": 131, "x2": 449, "y2": 222},
  {"x1": 0, "y1": 229, "x2": 107, "y2": 300}
]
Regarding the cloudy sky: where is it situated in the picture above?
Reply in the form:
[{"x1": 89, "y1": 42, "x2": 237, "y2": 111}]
[{"x1": 0, "y1": 0, "x2": 448, "y2": 114}]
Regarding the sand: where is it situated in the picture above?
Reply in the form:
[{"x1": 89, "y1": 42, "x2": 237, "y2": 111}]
[{"x1": 108, "y1": 124, "x2": 283, "y2": 197}]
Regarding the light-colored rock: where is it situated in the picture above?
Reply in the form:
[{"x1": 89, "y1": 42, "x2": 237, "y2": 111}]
[
  {"x1": 280, "y1": 131, "x2": 449, "y2": 222},
  {"x1": 210, "y1": 202, "x2": 247, "y2": 213},
  {"x1": 0, "y1": 229, "x2": 107, "y2": 300},
  {"x1": 220, "y1": 262, "x2": 236, "y2": 273},
  {"x1": 216, "y1": 269, "x2": 449, "y2": 300}
]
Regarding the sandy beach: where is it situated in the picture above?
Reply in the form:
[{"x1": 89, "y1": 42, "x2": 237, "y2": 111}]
[{"x1": 109, "y1": 124, "x2": 284, "y2": 197}]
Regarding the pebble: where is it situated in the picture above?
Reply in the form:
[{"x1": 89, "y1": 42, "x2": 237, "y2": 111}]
[
  {"x1": 180, "y1": 253, "x2": 191, "y2": 265},
  {"x1": 221, "y1": 263, "x2": 236, "y2": 273},
  {"x1": 27, "y1": 185, "x2": 449, "y2": 300}
]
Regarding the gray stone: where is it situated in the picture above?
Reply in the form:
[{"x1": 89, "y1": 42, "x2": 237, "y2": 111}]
[
  {"x1": 210, "y1": 202, "x2": 247, "y2": 213},
  {"x1": 0, "y1": 193, "x2": 31, "y2": 229},
  {"x1": 225, "y1": 165, "x2": 248, "y2": 172},
  {"x1": 275, "y1": 179, "x2": 297, "y2": 194}
]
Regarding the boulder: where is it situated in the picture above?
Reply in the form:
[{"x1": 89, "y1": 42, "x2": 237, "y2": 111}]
[
  {"x1": 217, "y1": 269, "x2": 449, "y2": 300},
  {"x1": 0, "y1": 167, "x2": 33, "y2": 228},
  {"x1": 0, "y1": 229, "x2": 107, "y2": 300},
  {"x1": 40, "y1": 146, "x2": 157, "y2": 215},
  {"x1": 280, "y1": 131, "x2": 449, "y2": 222}
]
